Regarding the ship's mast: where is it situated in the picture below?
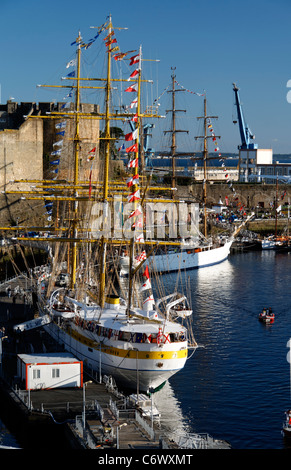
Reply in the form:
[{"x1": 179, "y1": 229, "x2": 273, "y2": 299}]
[
  {"x1": 99, "y1": 16, "x2": 113, "y2": 307},
  {"x1": 70, "y1": 31, "x2": 82, "y2": 289},
  {"x1": 163, "y1": 68, "x2": 191, "y2": 196},
  {"x1": 196, "y1": 96, "x2": 218, "y2": 237}
]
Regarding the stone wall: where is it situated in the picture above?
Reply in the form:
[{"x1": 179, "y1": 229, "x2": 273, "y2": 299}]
[
  {"x1": 187, "y1": 182, "x2": 289, "y2": 210},
  {"x1": 0, "y1": 118, "x2": 43, "y2": 187}
]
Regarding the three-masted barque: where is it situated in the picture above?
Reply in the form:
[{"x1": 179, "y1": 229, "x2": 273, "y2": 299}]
[{"x1": 7, "y1": 16, "x2": 197, "y2": 393}]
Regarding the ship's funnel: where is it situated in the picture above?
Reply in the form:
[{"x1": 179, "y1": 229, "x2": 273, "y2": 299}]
[{"x1": 105, "y1": 295, "x2": 120, "y2": 310}]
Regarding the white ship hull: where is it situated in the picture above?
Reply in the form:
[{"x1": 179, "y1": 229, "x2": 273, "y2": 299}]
[
  {"x1": 39, "y1": 294, "x2": 192, "y2": 393},
  {"x1": 149, "y1": 239, "x2": 233, "y2": 273},
  {"x1": 43, "y1": 322, "x2": 186, "y2": 392}
]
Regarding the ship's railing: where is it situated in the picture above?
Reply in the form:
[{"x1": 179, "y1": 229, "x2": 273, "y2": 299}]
[
  {"x1": 74, "y1": 415, "x2": 98, "y2": 449},
  {"x1": 135, "y1": 410, "x2": 156, "y2": 441},
  {"x1": 176, "y1": 432, "x2": 231, "y2": 449}
]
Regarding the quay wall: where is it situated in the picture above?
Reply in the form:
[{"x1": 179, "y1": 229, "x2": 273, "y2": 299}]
[{"x1": 187, "y1": 182, "x2": 290, "y2": 210}]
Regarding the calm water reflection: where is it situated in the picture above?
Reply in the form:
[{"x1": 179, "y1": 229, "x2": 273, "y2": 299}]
[{"x1": 167, "y1": 250, "x2": 291, "y2": 449}]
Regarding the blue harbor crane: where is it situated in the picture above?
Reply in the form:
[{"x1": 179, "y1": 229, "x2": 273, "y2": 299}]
[{"x1": 232, "y1": 82, "x2": 258, "y2": 150}]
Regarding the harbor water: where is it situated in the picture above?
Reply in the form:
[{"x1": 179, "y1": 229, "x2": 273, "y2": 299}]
[
  {"x1": 166, "y1": 250, "x2": 291, "y2": 449},
  {"x1": 1, "y1": 250, "x2": 291, "y2": 449},
  {"x1": 0, "y1": 418, "x2": 20, "y2": 449}
]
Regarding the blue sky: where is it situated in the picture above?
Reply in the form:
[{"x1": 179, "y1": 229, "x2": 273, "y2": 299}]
[{"x1": 2, "y1": 0, "x2": 291, "y2": 154}]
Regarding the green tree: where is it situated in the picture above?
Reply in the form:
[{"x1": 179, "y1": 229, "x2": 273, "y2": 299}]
[{"x1": 99, "y1": 126, "x2": 124, "y2": 159}]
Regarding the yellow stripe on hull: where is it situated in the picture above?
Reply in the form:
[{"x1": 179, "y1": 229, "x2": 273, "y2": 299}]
[{"x1": 69, "y1": 327, "x2": 188, "y2": 360}]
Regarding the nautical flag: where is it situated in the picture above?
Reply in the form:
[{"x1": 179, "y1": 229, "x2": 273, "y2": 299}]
[
  {"x1": 135, "y1": 250, "x2": 146, "y2": 263},
  {"x1": 126, "y1": 144, "x2": 138, "y2": 154},
  {"x1": 127, "y1": 189, "x2": 140, "y2": 202},
  {"x1": 126, "y1": 174, "x2": 139, "y2": 187},
  {"x1": 56, "y1": 131, "x2": 65, "y2": 137},
  {"x1": 143, "y1": 294, "x2": 154, "y2": 305},
  {"x1": 125, "y1": 129, "x2": 138, "y2": 141},
  {"x1": 55, "y1": 122, "x2": 66, "y2": 129},
  {"x1": 139, "y1": 278, "x2": 151, "y2": 292},
  {"x1": 64, "y1": 89, "x2": 73, "y2": 99},
  {"x1": 71, "y1": 37, "x2": 82, "y2": 46},
  {"x1": 143, "y1": 295, "x2": 155, "y2": 312},
  {"x1": 82, "y1": 41, "x2": 94, "y2": 49},
  {"x1": 87, "y1": 147, "x2": 96, "y2": 161},
  {"x1": 139, "y1": 266, "x2": 151, "y2": 292},
  {"x1": 128, "y1": 69, "x2": 140, "y2": 80},
  {"x1": 143, "y1": 265, "x2": 150, "y2": 279},
  {"x1": 129, "y1": 54, "x2": 140, "y2": 65},
  {"x1": 50, "y1": 159, "x2": 60, "y2": 165},
  {"x1": 114, "y1": 52, "x2": 127, "y2": 61},
  {"x1": 131, "y1": 113, "x2": 138, "y2": 123},
  {"x1": 118, "y1": 143, "x2": 125, "y2": 152},
  {"x1": 66, "y1": 59, "x2": 76, "y2": 68},
  {"x1": 125, "y1": 83, "x2": 138, "y2": 93},
  {"x1": 136, "y1": 233, "x2": 144, "y2": 243},
  {"x1": 53, "y1": 140, "x2": 63, "y2": 147},
  {"x1": 61, "y1": 102, "x2": 70, "y2": 109},
  {"x1": 128, "y1": 98, "x2": 138, "y2": 108},
  {"x1": 127, "y1": 157, "x2": 138, "y2": 167},
  {"x1": 132, "y1": 217, "x2": 143, "y2": 229},
  {"x1": 157, "y1": 328, "x2": 164, "y2": 344},
  {"x1": 51, "y1": 150, "x2": 61, "y2": 156},
  {"x1": 103, "y1": 31, "x2": 115, "y2": 41},
  {"x1": 105, "y1": 38, "x2": 117, "y2": 47},
  {"x1": 108, "y1": 46, "x2": 119, "y2": 53},
  {"x1": 66, "y1": 71, "x2": 75, "y2": 78},
  {"x1": 281, "y1": 190, "x2": 287, "y2": 200},
  {"x1": 128, "y1": 204, "x2": 142, "y2": 218}
]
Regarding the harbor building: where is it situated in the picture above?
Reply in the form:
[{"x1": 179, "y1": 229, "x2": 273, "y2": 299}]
[
  {"x1": 238, "y1": 148, "x2": 273, "y2": 182},
  {"x1": 17, "y1": 353, "x2": 83, "y2": 390}
]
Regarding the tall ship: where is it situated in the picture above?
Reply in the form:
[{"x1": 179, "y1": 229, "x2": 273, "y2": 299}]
[
  {"x1": 146, "y1": 75, "x2": 250, "y2": 274},
  {"x1": 7, "y1": 16, "x2": 197, "y2": 393}
]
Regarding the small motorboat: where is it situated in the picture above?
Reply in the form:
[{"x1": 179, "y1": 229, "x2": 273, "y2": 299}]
[
  {"x1": 258, "y1": 307, "x2": 275, "y2": 324},
  {"x1": 282, "y1": 410, "x2": 291, "y2": 439}
]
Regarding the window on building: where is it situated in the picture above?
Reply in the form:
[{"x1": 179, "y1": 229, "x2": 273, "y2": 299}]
[
  {"x1": 52, "y1": 368, "x2": 60, "y2": 378},
  {"x1": 33, "y1": 369, "x2": 40, "y2": 379}
]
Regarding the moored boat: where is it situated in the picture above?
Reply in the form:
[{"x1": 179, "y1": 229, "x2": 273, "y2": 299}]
[{"x1": 282, "y1": 410, "x2": 291, "y2": 439}]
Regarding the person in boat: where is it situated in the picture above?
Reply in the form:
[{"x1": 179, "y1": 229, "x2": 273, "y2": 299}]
[{"x1": 285, "y1": 410, "x2": 291, "y2": 426}]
